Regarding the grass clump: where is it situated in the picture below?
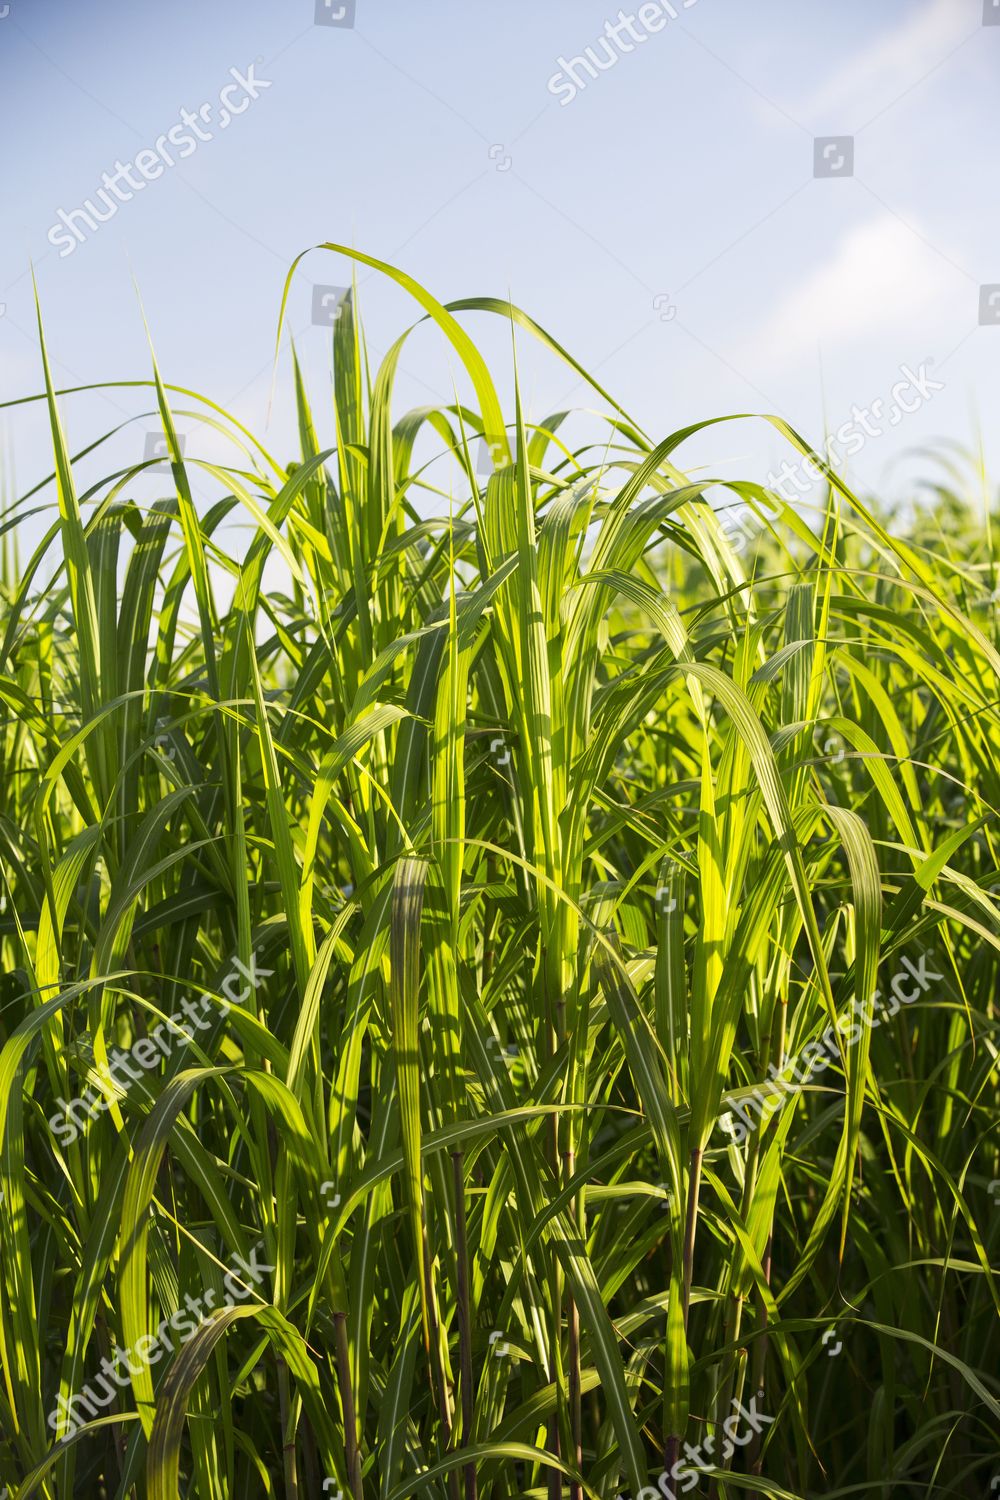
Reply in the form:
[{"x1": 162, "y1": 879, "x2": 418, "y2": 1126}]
[{"x1": 0, "y1": 247, "x2": 998, "y2": 1499}]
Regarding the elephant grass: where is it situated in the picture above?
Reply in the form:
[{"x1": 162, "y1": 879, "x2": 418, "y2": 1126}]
[{"x1": 0, "y1": 248, "x2": 997, "y2": 1500}]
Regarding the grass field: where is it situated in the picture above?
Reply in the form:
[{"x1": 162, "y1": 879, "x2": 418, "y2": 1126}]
[{"x1": 0, "y1": 247, "x2": 998, "y2": 1499}]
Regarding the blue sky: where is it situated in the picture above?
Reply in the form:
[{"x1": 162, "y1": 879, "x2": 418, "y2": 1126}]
[{"x1": 1, "y1": 0, "x2": 998, "y2": 543}]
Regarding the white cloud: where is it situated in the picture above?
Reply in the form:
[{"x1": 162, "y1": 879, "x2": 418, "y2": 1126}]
[
  {"x1": 802, "y1": 0, "x2": 974, "y2": 128},
  {"x1": 745, "y1": 214, "x2": 964, "y2": 369}
]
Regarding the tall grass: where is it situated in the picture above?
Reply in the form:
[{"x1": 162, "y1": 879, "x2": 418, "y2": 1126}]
[{"x1": 0, "y1": 247, "x2": 998, "y2": 1500}]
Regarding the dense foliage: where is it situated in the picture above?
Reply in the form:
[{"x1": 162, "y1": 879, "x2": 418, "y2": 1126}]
[{"x1": 0, "y1": 250, "x2": 998, "y2": 1499}]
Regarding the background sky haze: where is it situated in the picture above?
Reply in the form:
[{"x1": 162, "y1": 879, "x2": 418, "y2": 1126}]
[{"x1": 2, "y1": 0, "x2": 998, "y2": 545}]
